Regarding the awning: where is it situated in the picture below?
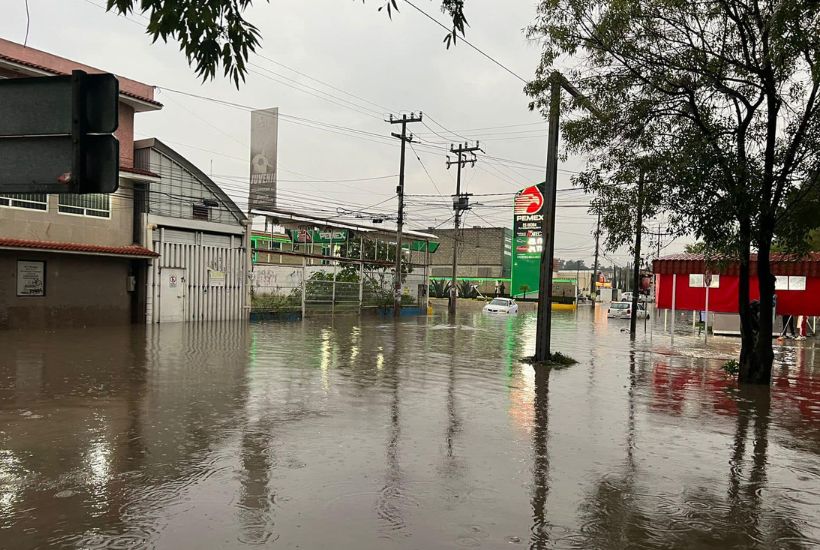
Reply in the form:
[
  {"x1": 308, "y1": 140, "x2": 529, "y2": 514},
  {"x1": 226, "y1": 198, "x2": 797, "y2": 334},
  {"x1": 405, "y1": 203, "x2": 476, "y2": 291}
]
[{"x1": 0, "y1": 238, "x2": 159, "y2": 259}]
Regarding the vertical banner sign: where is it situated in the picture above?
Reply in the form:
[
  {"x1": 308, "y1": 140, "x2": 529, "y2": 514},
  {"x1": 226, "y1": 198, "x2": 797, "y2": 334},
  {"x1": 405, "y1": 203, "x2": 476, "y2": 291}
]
[
  {"x1": 249, "y1": 107, "x2": 279, "y2": 211},
  {"x1": 510, "y1": 183, "x2": 546, "y2": 298}
]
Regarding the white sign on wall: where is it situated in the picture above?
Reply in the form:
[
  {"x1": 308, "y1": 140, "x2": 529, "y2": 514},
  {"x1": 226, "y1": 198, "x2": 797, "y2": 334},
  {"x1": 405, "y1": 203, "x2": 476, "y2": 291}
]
[
  {"x1": 17, "y1": 260, "x2": 45, "y2": 296},
  {"x1": 209, "y1": 270, "x2": 226, "y2": 287},
  {"x1": 775, "y1": 275, "x2": 806, "y2": 291}
]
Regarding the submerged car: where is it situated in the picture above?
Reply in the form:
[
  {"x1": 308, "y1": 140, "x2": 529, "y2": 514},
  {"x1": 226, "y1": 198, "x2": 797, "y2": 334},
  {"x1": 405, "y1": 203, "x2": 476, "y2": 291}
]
[
  {"x1": 483, "y1": 298, "x2": 519, "y2": 314},
  {"x1": 607, "y1": 301, "x2": 649, "y2": 319}
]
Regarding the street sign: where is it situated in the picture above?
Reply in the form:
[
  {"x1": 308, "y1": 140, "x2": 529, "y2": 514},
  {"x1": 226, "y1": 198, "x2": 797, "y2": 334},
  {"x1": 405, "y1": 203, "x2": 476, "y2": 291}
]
[{"x1": 0, "y1": 70, "x2": 119, "y2": 194}]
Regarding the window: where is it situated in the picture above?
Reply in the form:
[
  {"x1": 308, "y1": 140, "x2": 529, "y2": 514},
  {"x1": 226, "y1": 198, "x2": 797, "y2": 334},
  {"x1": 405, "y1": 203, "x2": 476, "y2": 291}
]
[
  {"x1": 192, "y1": 204, "x2": 210, "y2": 220},
  {"x1": 0, "y1": 193, "x2": 47, "y2": 211},
  {"x1": 58, "y1": 194, "x2": 110, "y2": 218}
]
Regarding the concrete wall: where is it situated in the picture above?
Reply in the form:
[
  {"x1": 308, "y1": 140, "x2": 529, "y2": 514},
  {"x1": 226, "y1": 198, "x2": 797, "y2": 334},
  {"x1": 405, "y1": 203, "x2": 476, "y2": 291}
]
[
  {"x1": 429, "y1": 227, "x2": 511, "y2": 278},
  {"x1": 0, "y1": 180, "x2": 134, "y2": 247},
  {"x1": 0, "y1": 251, "x2": 133, "y2": 329}
]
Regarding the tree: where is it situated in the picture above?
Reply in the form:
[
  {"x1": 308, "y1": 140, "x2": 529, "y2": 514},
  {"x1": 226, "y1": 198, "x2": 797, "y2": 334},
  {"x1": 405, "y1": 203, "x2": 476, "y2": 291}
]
[
  {"x1": 684, "y1": 242, "x2": 708, "y2": 255},
  {"x1": 527, "y1": 0, "x2": 820, "y2": 385},
  {"x1": 106, "y1": 0, "x2": 468, "y2": 85},
  {"x1": 563, "y1": 259, "x2": 590, "y2": 270}
]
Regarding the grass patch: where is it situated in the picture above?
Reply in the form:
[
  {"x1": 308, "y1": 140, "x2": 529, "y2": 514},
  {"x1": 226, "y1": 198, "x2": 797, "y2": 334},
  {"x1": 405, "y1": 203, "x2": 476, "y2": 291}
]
[
  {"x1": 722, "y1": 359, "x2": 740, "y2": 376},
  {"x1": 522, "y1": 352, "x2": 578, "y2": 367}
]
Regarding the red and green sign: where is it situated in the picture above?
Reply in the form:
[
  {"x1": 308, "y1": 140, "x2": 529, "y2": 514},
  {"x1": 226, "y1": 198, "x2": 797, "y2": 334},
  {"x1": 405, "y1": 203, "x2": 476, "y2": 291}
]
[{"x1": 511, "y1": 183, "x2": 546, "y2": 298}]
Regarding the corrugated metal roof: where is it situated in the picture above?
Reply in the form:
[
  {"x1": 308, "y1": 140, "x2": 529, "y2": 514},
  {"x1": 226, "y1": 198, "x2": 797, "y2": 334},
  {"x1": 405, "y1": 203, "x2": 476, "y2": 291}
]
[
  {"x1": 653, "y1": 252, "x2": 820, "y2": 277},
  {"x1": 0, "y1": 238, "x2": 159, "y2": 258}
]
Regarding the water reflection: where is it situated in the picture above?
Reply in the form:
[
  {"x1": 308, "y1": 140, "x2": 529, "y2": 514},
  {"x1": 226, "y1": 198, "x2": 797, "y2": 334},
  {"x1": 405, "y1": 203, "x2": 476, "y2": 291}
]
[
  {"x1": 530, "y1": 366, "x2": 550, "y2": 549},
  {"x1": 0, "y1": 306, "x2": 817, "y2": 549}
]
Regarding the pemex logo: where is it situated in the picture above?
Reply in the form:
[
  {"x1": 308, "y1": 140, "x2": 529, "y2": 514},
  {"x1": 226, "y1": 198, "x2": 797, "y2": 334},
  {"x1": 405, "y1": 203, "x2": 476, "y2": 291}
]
[{"x1": 514, "y1": 185, "x2": 544, "y2": 215}]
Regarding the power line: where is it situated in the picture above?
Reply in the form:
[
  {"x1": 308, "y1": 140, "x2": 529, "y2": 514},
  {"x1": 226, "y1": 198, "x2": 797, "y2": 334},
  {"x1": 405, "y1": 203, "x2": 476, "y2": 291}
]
[{"x1": 402, "y1": 0, "x2": 529, "y2": 84}]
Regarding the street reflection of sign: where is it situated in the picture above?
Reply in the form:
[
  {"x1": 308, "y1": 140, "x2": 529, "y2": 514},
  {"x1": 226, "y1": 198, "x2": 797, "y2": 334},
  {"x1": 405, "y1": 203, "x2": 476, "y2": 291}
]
[
  {"x1": 511, "y1": 183, "x2": 546, "y2": 298},
  {"x1": 17, "y1": 260, "x2": 45, "y2": 296}
]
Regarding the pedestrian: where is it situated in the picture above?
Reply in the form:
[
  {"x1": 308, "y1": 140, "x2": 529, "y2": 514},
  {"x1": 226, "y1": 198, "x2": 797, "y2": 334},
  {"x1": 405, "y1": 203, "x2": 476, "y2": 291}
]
[
  {"x1": 494, "y1": 280, "x2": 500, "y2": 297},
  {"x1": 782, "y1": 315, "x2": 796, "y2": 338},
  {"x1": 499, "y1": 281, "x2": 506, "y2": 297}
]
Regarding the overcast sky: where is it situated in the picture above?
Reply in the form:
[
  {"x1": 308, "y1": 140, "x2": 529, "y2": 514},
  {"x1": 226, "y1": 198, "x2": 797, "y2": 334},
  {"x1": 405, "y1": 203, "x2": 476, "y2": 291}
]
[{"x1": 2, "y1": 0, "x2": 689, "y2": 266}]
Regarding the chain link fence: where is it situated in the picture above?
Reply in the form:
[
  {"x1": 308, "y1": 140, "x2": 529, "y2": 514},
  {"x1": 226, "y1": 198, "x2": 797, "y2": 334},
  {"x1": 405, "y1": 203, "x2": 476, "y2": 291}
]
[{"x1": 251, "y1": 261, "x2": 429, "y2": 316}]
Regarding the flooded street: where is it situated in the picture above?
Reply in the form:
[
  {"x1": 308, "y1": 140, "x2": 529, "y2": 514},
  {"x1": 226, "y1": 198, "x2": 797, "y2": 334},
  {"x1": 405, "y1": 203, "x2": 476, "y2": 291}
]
[{"x1": 1, "y1": 305, "x2": 819, "y2": 549}]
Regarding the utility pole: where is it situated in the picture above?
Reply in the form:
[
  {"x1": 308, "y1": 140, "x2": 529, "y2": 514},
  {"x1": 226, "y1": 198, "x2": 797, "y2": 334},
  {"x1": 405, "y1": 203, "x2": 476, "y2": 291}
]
[
  {"x1": 387, "y1": 112, "x2": 423, "y2": 318},
  {"x1": 591, "y1": 210, "x2": 601, "y2": 302},
  {"x1": 447, "y1": 141, "x2": 482, "y2": 316},
  {"x1": 656, "y1": 223, "x2": 662, "y2": 259},
  {"x1": 630, "y1": 166, "x2": 645, "y2": 338},
  {"x1": 534, "y1": 71, "x2": 603, "y2": 362}
]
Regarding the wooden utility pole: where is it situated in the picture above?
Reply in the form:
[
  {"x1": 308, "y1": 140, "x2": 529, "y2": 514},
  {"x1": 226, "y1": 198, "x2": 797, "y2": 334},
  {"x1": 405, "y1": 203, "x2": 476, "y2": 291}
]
[
  {"x1": 591, "y1": 210, "x2": 601, "y2": 301},
  {"x1": 447, "y1": 142, "x2": 481, "y2": 316},
  {"x1": 630, "y1": 166, "x2": 645, "y2": 338},
  {"x1": 387, "y1": 112, "x2": 423, "y2": 317},
  {"x1": 534, "y1": 71, "x2": 602, "y2": 362}
]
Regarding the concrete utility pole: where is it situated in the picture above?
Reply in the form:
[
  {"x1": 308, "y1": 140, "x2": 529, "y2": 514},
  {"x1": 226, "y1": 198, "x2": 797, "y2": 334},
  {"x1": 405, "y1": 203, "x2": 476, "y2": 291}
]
[
  {"x1": 447, "y1": 141, "x2": 482, "y2": 316},
  {"x1": 592, "y1": 210, "x2": 601, "y2": 301},
  {"x1": 534, "y1": 71, "x2": 603, "y2": 362},
  {"x1": 387, "y1": 112, "x2": 423, "y2": 318},
  {"x1": 630, "y1": 166, "x2": 645, "y2": 338}
]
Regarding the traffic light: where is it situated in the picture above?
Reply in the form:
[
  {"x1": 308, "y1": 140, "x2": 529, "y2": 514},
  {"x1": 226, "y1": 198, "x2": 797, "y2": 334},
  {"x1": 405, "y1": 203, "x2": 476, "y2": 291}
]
[{"x1": 0, "y1": 70, "x2": 119, "y2": 194}]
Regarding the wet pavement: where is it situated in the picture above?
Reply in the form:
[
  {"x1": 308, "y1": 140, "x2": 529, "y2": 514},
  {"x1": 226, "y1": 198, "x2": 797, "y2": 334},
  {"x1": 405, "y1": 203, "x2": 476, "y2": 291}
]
[{"x1": 1, "y1": 305, "x2": 819, "y2": 549}]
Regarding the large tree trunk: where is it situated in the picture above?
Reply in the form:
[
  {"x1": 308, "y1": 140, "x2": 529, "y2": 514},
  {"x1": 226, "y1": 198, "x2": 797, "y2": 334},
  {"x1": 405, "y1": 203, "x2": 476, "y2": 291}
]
[
  {"x1": 738, "y1": 215, "x2": 774, "y2": 385},
  {"x1": 737, "y1": 219, "x2": 757, "y2": 382},
  {"x1": 748, "y1": 219, "x2": 775, "y2": 385}
]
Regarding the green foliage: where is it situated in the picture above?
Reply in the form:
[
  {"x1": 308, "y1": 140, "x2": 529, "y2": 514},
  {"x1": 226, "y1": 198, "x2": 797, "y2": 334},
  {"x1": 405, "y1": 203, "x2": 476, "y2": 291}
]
[
  {"x1": 251, "y1": 292, "x2": 300, "y2": 312},
  {"x1": 429, "y1": 279, "x2": 451, "y2": 298},
  {"x1": 684, "y1": 242, "x2": 708, "y2": 255},
  {"x1": 457, "y1": 280, "x2": 478, "y2": 299},
  {"x1": 526, "y1": 0, "x2": 820, "y2": 381},
  {"x1": 563, "y1": 259, "x2": 588, "y2": 270},
  {"x1": 107, "y1": 1, "x2": 468, "y2": 85},
  {"x1": 722, "y1": 360, "x2": 740, "y2": 376}
]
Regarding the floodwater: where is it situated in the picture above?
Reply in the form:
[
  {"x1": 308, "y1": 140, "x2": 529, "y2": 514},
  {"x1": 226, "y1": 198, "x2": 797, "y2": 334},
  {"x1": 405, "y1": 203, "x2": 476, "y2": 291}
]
[{"x1": 1, "y1": 306, "x2": 819, "y2": 549}]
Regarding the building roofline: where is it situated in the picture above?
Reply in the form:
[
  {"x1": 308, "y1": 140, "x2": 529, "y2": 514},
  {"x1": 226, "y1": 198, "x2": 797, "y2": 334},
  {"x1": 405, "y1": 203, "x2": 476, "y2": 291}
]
[
  {"x1": 251, "y1": 208, "x2": 438, "y2": 240},
  {"x1": 134, "y1": 137, "x2": 246, "y2": 223},
  {"x1": 0, "y1": 238, "x2": 158, "y2": 259},
  {"x1": 0, "y1": 48, "x2": 162, "y2": 111}
]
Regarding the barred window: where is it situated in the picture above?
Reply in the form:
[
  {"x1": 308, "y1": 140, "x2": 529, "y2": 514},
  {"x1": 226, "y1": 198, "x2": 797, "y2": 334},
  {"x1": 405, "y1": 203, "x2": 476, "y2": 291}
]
[
  {"x1": 0, "y1": 193, "x2": 48, "y2": 211},
  {"x1": 58, "y1": 194, "x2": 110, "y2": 218}
]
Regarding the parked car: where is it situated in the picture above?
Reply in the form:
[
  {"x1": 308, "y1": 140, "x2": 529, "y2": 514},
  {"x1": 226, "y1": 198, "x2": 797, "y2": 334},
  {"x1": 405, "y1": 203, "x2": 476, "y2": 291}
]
[
  {"x1": 483, "y1": 298, "x2": 519, "y2": 314},
  {"x1": 607, "y1": 301, "x2": 649, "y2": 319},
  {"x1": 621, "y1": 291, "x2": 652, "y2": 303}
]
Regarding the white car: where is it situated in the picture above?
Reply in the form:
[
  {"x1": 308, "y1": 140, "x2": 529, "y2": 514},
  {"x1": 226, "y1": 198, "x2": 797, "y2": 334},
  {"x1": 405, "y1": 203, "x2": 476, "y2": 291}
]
[
  {"x1": 607, "y1": 301, "x2": 649, "y2": 319},
  {"x1": 483, "y1": 298, "x2": 519, "y2": 314}
]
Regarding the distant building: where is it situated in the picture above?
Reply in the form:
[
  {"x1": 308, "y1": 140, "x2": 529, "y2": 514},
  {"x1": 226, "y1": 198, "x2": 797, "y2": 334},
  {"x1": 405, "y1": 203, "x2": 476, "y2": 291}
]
[
  {"x1": 134, "y1": 139, "x2": 248, "y2": 323},
  {"x1": 428, "y1": 226, "x2": 512, "y2": 288}
]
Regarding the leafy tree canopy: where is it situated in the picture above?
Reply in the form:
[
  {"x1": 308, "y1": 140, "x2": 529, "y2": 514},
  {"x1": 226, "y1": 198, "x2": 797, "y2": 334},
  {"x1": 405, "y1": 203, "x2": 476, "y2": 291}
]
[{"x1": 106, "y1": 0, "x2": 468, "y2": 86}]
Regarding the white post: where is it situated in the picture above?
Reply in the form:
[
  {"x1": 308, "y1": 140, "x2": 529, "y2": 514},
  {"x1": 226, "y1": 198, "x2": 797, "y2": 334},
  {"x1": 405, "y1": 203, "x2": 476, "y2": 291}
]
[
  {"x1": 301, "y1": 256, "x2": 307, "y2": 319},
  {"x1": 359, "y1": 260, "x2": 364, "y2": 312},
  {"x1": 704, "y1": 283, "x2": 710, "y2": 340},
  {"x1": 693, "y1": 310, "x2": 696, "y2": 331},
  {"x1": 671, "y1": 274, "x2": 677, "y2": 343},
  {"x1": 331, "y1": 262, "x2": 337, "y2": 316},
  {"x1": 424, "y1": 240, "x2": 430, "y2": 312}
]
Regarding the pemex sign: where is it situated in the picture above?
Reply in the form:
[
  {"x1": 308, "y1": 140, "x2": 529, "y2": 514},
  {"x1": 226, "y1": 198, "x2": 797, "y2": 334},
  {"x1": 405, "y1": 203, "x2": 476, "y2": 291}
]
[{"x1": 510, "y1": 183, "x2": 546, "y2": 298}]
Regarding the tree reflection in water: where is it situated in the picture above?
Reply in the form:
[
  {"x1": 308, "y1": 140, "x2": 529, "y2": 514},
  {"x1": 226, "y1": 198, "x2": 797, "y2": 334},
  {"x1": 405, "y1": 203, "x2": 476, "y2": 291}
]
[{"x1": 576, "y1": 354, "x2": 808, "y2": 549}]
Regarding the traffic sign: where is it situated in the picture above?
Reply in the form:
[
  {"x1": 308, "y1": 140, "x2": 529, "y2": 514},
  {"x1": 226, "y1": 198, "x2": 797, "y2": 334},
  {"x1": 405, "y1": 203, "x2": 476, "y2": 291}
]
[{"x1": 0, "y1": 70, "x2": 119, "y2": 194}]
